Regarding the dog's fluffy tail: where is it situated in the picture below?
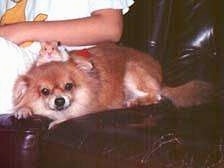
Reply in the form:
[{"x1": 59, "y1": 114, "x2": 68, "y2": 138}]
[{"x1": 161, "y1": 80, "x2": 214, "y2": 107}]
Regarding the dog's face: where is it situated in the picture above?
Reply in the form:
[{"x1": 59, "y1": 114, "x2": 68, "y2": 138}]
[
  {"x1": 13, "y1": 57, "x2": 96, "y2": 120},
  {"x1": 35, "y1": 72, "x2": 75, "y2": 112}
]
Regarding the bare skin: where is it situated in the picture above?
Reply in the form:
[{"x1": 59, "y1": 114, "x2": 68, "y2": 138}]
[{"x1": 0, "y1": 9, "x2": 123, "y2": 46}]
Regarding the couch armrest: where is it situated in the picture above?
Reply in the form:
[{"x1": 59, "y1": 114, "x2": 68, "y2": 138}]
[{"x1": 0, "y1": 114, "x2": 49, "y2": 168}]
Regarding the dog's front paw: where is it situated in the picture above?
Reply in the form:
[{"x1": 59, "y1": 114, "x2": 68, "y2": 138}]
[
  {"x1": 14, "y1": 107, "x2": 33, "y2": 119},
  {"x1": 48, "y1": 119, "x2": 66, "y2": 130}
]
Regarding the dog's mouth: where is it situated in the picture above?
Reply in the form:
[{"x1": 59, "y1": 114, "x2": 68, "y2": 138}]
[
  {"x1": 55, "y1": 106, "x2": 65, "y2": 111},
  {"x1": 48, "y1": 96, "x2": 71, "y2": 111}
]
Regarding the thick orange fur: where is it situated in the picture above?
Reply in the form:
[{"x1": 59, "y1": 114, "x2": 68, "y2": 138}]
[{"x1": 13, "y1": 43, "x2": 213, "y2": 128}]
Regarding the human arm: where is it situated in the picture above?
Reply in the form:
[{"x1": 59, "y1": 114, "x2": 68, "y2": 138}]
[{"x1": 0, "y1": 9, "x2": 123, "y2": 46}]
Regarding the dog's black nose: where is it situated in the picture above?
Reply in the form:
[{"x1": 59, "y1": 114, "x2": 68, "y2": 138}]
[{"x1": 55, "y1": 97, "x2": 65, "y2": 108}]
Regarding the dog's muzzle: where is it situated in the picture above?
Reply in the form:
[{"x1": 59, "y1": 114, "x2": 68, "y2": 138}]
[
  {"x1": 48, "y1": 95, "x2": 71, "y2": 111},
  {"x1": 54, "y1": 97, "x2": 65, "y2": 110},
  {"x1": 51, "y1": 96, "x2": 70, "y2": 111}
]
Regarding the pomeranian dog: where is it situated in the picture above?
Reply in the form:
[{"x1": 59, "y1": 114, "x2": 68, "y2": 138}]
[{"x1": 13, "y1": 43, "x2": 213, "y2": 129}]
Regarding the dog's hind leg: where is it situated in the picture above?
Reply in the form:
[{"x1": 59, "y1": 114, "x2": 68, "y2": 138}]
[{"x1": 123, "y1": 62, "x2": 162, "y2": 107}]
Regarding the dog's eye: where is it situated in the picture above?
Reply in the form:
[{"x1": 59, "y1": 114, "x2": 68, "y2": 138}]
[
  {"x1": 41, "y1": 88, "x2": 50, "y2": 96},
  {"x1": 64, "y1": 83, "x2": 73, "y2": 91}
]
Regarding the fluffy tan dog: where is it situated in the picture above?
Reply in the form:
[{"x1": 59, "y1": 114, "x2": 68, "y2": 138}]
[{"x1": 13, "y1": 43, "x2": 213, "y2": 128}]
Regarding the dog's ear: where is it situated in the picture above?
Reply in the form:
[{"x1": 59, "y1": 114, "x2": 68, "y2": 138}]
[
  {"x1": 13, "y1": 76, "x2": 29, "y2": 106},
  {"x1": 70, "y1": 56, "x2": 94, "y2": 72}
]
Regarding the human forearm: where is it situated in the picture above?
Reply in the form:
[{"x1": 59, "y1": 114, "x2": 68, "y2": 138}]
[{"x1": 0, "y1": 9, "x2": 123, "y2": 46}]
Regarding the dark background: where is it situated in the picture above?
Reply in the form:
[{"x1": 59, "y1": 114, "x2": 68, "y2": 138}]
[{"x1": 121, "y1": 1, "x2": 152, "y2": 52}]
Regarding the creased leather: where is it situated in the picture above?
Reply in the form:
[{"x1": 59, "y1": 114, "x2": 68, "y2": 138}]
[{"x1": 0, "y1": 115, "x2": 48, "y2": 168}]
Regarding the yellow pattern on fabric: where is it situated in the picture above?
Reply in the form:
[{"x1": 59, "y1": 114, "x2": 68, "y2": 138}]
[{"x1": 0, "y1": 0, "x2": 48, "y2": 47}]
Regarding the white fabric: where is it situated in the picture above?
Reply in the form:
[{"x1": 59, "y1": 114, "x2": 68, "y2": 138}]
[
  {"x1": 0, "y1": 37, "x2": 38, "y2": 114},
  {"x1": 0, "y1": 0, "x2": 134, "y2": 114},
  {"x1": 0, "y1": 0, "x2": 134, "y2": 20}
]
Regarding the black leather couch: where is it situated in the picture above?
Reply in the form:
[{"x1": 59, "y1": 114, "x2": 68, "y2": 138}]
[{"x1": 0, "y1": 0, "x2": 223, "y2": 167}]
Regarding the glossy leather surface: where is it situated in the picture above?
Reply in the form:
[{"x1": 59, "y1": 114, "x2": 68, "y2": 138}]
[
  {"x1": 0, "y1": 115, "x2": 49, "y2": 168},
  {"x1": 0, "y1": 100, "x2": 221, "y2": 168},
  {"x1": 40, "y1": 100, "x2": 221, "y2": 168},
  {"x1": 148, "y1": 0, "x2": 218, "y2": 85},
  {"x1": 40, "y1": 100, "x2": 176, "y2": 168}
]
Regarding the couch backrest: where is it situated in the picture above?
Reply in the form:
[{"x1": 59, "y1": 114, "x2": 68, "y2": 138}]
[{"x1": 122, "y1": 0, "x2": 220, "y2": 86}]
